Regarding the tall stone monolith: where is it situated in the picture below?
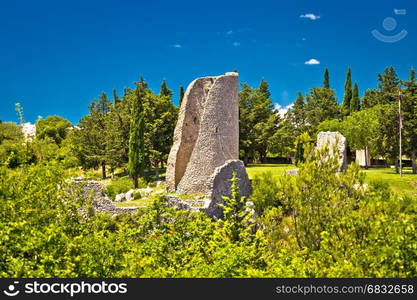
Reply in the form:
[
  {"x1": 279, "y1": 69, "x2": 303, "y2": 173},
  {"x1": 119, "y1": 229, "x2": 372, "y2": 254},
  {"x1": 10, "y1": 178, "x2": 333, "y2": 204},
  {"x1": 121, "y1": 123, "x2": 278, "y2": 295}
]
[
  {"x1": 316, "y1": 131, "x2": 347, "y2": 172},
  {"x1": 166, "y1": 72, "x2": 250, "y2": 218}
]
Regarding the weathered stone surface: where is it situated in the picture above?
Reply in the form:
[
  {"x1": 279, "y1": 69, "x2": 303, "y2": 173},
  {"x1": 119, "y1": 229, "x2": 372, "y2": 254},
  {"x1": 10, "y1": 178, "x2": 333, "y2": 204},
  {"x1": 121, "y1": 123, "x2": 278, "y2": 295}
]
[
  {"x1": 71, "y1": 179, "x2": 138, "y2": 215},
  {"x1": 203, "y1": 160, "x2": 251, "y2": 218},
  {"x1": 165, "y1": 73, "x2": 250, "y2": 218},
  {"x1": 164, "y1": 195, "x2": 203, "y2": 213},
  {"x1": 139, "y1": 187, "x2": 153, "y2": 196},
  {"x1": 316, "y1": 131, "x2": 347, "y2": 171},
  {"x1": 166, "y1": 72, "x2": 239, "y2": 194},
  {"x1": 114, "y1": 193, "x2": 125, "y2": 202},
  {"x1": 164, "y1": 161, "x2": 250, "y2": 218},
  {"x1": 93, "y1": 198, "x2": 139, "y2": 215},
  {"x1": 285, "y1": 169, "x2": 299, "y2": 176},
  {"x1": 125, "y1": 189, "x2": 135, "y2": 201}
]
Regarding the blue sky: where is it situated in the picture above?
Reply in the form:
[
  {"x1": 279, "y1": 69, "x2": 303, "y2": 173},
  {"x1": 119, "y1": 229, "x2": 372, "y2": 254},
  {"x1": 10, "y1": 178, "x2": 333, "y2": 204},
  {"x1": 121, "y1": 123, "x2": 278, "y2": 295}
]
[{"x1": 1, "y1": 0, "x2": 416, "y2": 124}]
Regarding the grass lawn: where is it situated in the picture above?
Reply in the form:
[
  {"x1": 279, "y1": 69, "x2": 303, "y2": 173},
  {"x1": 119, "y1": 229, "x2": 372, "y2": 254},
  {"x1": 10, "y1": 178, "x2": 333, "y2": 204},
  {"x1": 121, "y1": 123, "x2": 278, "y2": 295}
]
[
  {"x1": 115, "y1": 199, "x2": 152, "y2": 207},
  {"x1": 246, "y1": 163, "x2": 417, "y2": 197},
  {"x1": 363, "y1": 167, "x2": 417, "y2": 197},
  {"x1": 246, "y1": 164, "x2": 294, "y2": 179}
]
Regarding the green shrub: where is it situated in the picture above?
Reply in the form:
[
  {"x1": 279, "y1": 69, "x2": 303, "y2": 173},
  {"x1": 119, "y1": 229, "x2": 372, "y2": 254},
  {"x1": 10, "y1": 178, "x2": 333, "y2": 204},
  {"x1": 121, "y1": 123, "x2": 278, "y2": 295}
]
[
  {"x1": 132, "y1": 190, "x2": 142, "y2": 200},
  {"x1": 251, "y1": 171, "x2": 282, "y2": 214},
  {"x1": 1, "y1": 149, "x2": 416, "y2": 278},
  {"x1": 104, "y1": 176, "x2": 146, "y2": 200},
  {"x1": 368, "y1": 179, "x2": 391, "y2": 200}
]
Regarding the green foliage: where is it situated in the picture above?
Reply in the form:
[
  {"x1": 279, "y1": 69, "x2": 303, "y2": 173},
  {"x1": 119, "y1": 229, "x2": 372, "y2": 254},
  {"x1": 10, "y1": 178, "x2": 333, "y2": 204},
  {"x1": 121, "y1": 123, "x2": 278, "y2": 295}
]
[
  {"x1": 270, "y1": 92, "x2": 308, "y2": 157},
  {"x1": 341, "y1": 106, "x2": 380, "y2": 155},
  {"x1": 128, "y1": 83, "x2": 146, "y2": 188},
  {"x1": 293, "y1": 132, "x2": 313, "y2": 166},
  {"x1": 179, "y1": 85, "x2": 185, "y2": 105},
  {"x1": 1, "y1": 153, "x2": 417, "y2": 278},
  {"x1": 0, "y1": 122, "x2": 32, "y2": 168},
  {"x1": 159, "y1": 80, "x2": 173, "y2": 97},
  {"x1": 104, "y1": 176, "x2": 147, "y2": 200},
  {"x1": 316, "y1": 118, "x2": 342, "y2": 132},
  {"x1": 259, "y1": 146, "x2": 417, "y2": 277},
  {"x1": 239, "y1": 81, "x2": 279, "y2": 162},
  {"x1": 3, "y1": 66, "x2": 417, "y2": 278},
  {"x1": 342, "y1": 67, "x2": 352, "y2": 115},
  {"x1": 305, "y1": 87, "x2": 340, "y2": 131},
  {"x1": 0, "y1": 164, "x2": 268, "y2": 277},
  {"x1": 251, "y1": 171, "x2": 281, "y2": 214},
  {"x1": 323, "y1": 68, "x2": 330, "y2": 89},
  {"x1": 72, "y1": 92, "x2": 112, "y2": 178},
  {"x1": 15, "y1": 103, "x2": 25, "y2": 125},
  {"x1": 350, "y1": 83, "x2": 360, "y2": 112},
  {"x1": 35, "y1": 116, "x2": 72, "y2": 145},
  {"x1": 0, "y1": 122, "x2": 23, "y2": 144},
  {"x1": 0, "y1": 164, "x2": 86, "y2": 276},
  {"x1": 132, "y1": 190, "x2": 142, "y2": 200},
  {"x1": 402, "y1": 69, "x2": 417, "y2": 173},
  {"x1": 220, "y1": 173, "x2": 250, "y2": 242},
  {"x1": 282, "y1": 146, "x2": 365, "y2": 250}
]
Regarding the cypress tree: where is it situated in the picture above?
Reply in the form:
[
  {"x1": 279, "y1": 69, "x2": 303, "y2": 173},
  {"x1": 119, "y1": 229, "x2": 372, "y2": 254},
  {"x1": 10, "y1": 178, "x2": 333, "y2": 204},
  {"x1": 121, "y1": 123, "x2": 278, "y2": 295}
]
[
  {"x1": 342, "y1": 67, "x2": 352, "y2": 115},
  {"x1": 295, "y1": 140, "x2": 304, "y2": 166},
  {"x1": 403, "y1": 68, "x2": 417, "y2": 174},
  {"x1": 350, "y1": 83, "x2": 360, "y2": 112},
  {"x1": 139, "y1": 76, "x2": 148, "y2": 89},
  {"x1": 323, "y1": 68, "x2": 330, "y2": 89},
  {"x1": 179, "y1": 85, "x2": 185, "y2": 106},
  {"x1": 160, "y1": 80, "x2": 173, "y2": 97},
  {"x1": 113, "y1": 88, "x2": 120, "y2": 104},
  {"x1": 128, "y1": 83, "x2": 146, "y2": 188}
]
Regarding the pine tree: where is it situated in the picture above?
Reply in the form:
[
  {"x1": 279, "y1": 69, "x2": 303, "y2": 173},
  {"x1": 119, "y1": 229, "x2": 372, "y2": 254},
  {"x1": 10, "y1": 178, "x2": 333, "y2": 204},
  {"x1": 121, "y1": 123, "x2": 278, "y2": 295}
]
[
  {"x1": 403, "y1": 68, "x2": 417, "y2": 173},
  {"x1": 259, "y1": 80, "x2": 271, "y2": 98},
  {"x1": 342, "y1": 67, "x2": 352, "y2": 115},
  {"x1": 323, "y1": 68, "x2": 330, "y2": 89},
  {"x1": 128, "y1": 83, "x2": 146, "y2": 188},
  {"x1": 350, "y1": 83, "x2": 360, "y2": 112},
  {"x1": 288, "y1": 92, "x2": 307, "y2": 131},
  {"x1": 239, "y1": 81, "x2": 277, "y2": 163},
  {"x1": 160, "y1": 80, "x2": 173, "y2": 98},
  {"x1": 113, "y1": 88, "x2": 120, "y2": 104},
  {"x1": 305, "y1": 87, "x2": 340, "y2": 130},
  {"x1": 139, "y1": 76, "x2": 148, "y2": 89},
  {"x1": 377, "y1": 66, "x2": 400, "y2": 104},
  {"x1": 72, "y1": 92, "x2": 112, "y2": 179},
  {"x1": 179, "y1": 85, "x2": 185, "y2": 106}
]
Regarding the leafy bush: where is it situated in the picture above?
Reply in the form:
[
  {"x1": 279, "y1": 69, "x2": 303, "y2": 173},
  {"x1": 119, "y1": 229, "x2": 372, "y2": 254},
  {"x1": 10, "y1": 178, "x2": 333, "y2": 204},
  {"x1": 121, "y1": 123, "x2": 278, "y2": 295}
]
[
  {"x1": 259, "y1": 144, "x2": 417, "y2": 277},
  {"x1": 251, "y1": 171, "x2": 282, "y2": 214},
  {"x1": 1, "y1": 150, "x2": 416, "y2": 278},
  {"x1": 104, "y1": 176, "x2": 146, "y2": 200},
  {"x1": 132, "y1": 190, "x2": 142, "y2": 200}
]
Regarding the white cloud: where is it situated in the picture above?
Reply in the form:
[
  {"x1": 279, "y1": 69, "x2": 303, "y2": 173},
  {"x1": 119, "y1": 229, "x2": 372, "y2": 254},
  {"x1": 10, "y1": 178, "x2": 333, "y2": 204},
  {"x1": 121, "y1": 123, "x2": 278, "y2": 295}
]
[
  {"x1": 300, "y1": 13, "x2": 320, "y2": 20},
  {"x1": 274, "y1": 103, "x2": 294, "y2": 117},
  {"x1": 394, "y1": 9, "x2": 406, "y2": 15},
  {"x1": 173, "y1": 44, "x2": 182, "y2": 48},
  {"x1": 232, "y1": 41, "x2": 240, "y2": 47},
  {"x1": 304, "y1": 58, "x2": 320, "y2": 65}
]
